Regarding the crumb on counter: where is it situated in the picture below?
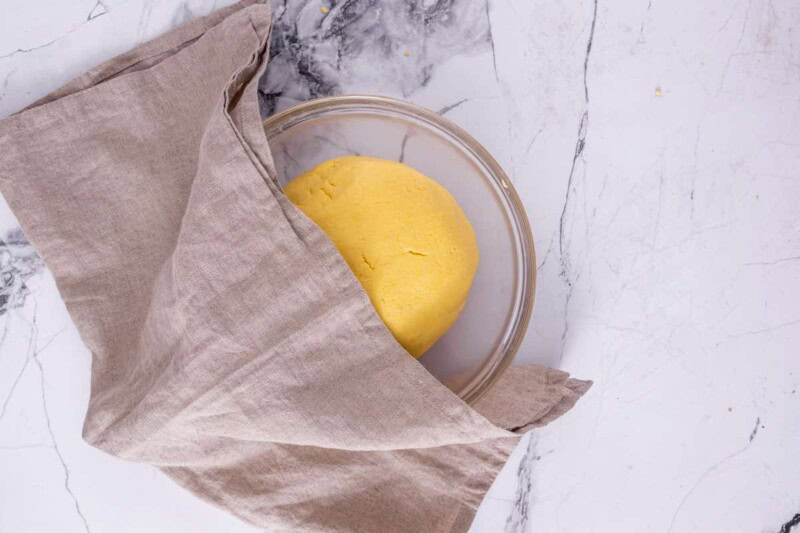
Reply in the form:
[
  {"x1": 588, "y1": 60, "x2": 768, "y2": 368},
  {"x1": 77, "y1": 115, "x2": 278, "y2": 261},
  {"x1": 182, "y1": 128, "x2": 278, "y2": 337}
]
[
  {"x1": 321, "y1": 5, "x2": 329, "y2": 14},
  {"x1": 403, "y1": 49, "x2": 411, "y2": 57},
  {"x1": 655, "y1": 87, "x2": 662, "y2": 96}
]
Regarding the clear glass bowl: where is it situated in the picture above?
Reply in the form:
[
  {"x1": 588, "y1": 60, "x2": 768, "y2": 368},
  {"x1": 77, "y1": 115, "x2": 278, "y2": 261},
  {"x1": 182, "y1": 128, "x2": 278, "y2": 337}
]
[{"x1": 262, "y1": 95, "x2": 535, "y2": 405}]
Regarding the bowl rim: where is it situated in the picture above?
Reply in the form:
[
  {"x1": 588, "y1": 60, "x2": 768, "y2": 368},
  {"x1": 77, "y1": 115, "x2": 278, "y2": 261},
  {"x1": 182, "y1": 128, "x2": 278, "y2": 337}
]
[{"x1": 262, "y1": 94, "x2": 536, "y2": 406}]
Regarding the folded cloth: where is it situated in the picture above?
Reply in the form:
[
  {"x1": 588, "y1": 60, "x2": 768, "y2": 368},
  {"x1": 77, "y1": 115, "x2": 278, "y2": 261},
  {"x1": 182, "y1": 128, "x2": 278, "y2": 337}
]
[{"x1": 0, "y1": 1, "x2": 590, "y2": 531}]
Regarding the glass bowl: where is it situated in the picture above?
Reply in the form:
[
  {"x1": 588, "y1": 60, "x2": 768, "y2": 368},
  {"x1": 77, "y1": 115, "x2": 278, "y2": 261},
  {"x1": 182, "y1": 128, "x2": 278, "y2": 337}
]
[{"x1": 262, "y1": 95, "x2": 535, "y2": 405}]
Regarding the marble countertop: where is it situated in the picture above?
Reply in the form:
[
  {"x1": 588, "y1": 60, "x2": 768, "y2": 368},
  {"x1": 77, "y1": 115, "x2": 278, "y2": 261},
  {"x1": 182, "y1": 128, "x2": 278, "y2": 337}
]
[{"x1": 1, "y1": 0, "x2": 798, "y2": 531}]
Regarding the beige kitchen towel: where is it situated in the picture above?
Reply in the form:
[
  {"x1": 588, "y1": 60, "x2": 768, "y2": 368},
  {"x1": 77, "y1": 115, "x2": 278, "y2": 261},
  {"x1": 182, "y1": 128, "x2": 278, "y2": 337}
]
[{"x1": 0, "y1": 1, "x2": 590, "y2": 531}]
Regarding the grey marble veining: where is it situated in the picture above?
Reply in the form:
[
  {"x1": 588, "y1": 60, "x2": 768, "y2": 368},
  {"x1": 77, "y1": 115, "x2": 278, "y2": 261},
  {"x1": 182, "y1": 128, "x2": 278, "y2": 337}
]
[
  {"x1": 504, "y1": 435, "x2": 535, "y2": 532},
  {"x1": 555, "y1": 0, "x2": 596, "y2": 366},
  {"x1": 0, "y1": 229, "x2": 44, "y2": 316},
  {"x1": 259, "y1": 0, "x2": 493, "y2": 116}
]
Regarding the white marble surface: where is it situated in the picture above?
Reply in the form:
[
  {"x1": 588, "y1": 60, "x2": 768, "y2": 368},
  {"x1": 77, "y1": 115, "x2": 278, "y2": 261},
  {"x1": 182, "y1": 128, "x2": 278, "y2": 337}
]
[{"x1": 1, "y1": 0, "x2": 799, "y2": 531}]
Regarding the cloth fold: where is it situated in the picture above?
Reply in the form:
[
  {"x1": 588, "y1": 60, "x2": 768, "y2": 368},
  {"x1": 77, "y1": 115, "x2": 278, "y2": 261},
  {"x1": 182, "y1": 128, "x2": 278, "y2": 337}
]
[{"x1": 0, "y1": 1, "x2": 590, "y2": 531}]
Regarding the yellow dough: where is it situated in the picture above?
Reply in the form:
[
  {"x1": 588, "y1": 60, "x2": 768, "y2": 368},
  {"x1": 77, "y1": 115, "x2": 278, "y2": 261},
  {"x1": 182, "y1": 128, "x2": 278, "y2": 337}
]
[{"x1": 285, "y1": 156, "x2": 479, "y2": 358}]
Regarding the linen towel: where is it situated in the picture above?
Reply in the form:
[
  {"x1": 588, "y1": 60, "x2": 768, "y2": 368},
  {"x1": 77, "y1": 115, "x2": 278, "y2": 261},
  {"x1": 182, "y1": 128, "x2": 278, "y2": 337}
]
[{"x1": 0, "y1": 2, "x2": 590, "y2": 531}]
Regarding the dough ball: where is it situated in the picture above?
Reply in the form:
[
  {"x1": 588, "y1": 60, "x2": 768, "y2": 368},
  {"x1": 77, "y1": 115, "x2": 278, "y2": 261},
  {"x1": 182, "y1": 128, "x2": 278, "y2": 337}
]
[{"x1": 285, "y1": 156, "x2": 478, "y2": 358}]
